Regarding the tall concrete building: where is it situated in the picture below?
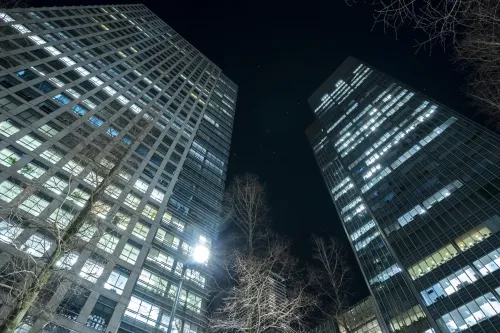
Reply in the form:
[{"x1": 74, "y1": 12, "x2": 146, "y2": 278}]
[
  {"x1": 307, "y1": 57, "x2": 500, "y2": 333},
  {"x1": 0, "y1": 4, "x2": 236, "y2": 333}
]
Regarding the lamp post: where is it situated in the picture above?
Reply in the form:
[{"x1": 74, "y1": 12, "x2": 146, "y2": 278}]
[{"x1": 166, "y1": 244, "x2": 209, "y2": 333}]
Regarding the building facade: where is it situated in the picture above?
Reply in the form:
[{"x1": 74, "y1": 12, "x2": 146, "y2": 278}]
[
  {"x1": 307, "y1": 57, "x2": 500, "y2": 333},
  {"x1": 310, "y1": 296, "x2": 384, "y2": 333},
  {"x1": 0, "y1": 4, "x2": 236, "y2": 333}
]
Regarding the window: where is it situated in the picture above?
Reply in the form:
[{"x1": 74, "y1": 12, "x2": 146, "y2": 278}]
[
  {"x1": 22, "y1": 233, "x2": 52, "y2": 257},
  {"x1": 369, "y1": 264, "x2": 401, "y2": 285},
  {"x1": 52, "y1": 93, "x2": 72, "y2": 105},
  {"x1": 473, "y1": 248, "x2": 500, "y2": 276},
  {"x1": 120, "y1": 242, "x2": 140, "y2": 264},
  {"x1": 55, "y1": 252, "x2": 79, "y2": 269},
  {"x1": 389, "y1": 305, "x2": 426, "y2": 332},
  {"x1": 150, "y1": 188, "x2": 165, "y2": 202},
  {"x1": 77, "y1": 222, "x2": 97, "y2": 242},
  {"x1": 0, "y1": 219, "x2": 22, "y2": 243},
  {"x1": 423, "y1": 180, "x2": 463, "y2": 209},
  {"x1": 20, "y1": 195, "x2": 50, "y2": 216},
  {"x1": 132, "y1": 222, "x2": 150, "y2": 240},
  {"x1": 125, "y1": 296, "x2": 160, "y2": 327},
  {"x1": 134, "y1": 179, "x2": 149, "y2": 193},
  {"x1": 84, "y1": 171, "x2": 104, "y2": 187},
  {"x1": 97, "y1": 233, "x2": 119, "y2": 253},
  {"x1": 43, "y1": 176, "x2": 68, "y2": 195},
  {"x1": 182, "y1": 242, "x2": 193, "y2": 256},
  {"x1": 137, "y1": 269, "x2": 169, "y2": 295},
  {"x1": 422, "y1": 266, "x2": 478, "y2": 305},
  {"x1": 87, "y1": 296, "x2": 117, "y2": 332},
  {"x1": 63, "y1": 160, "x2": 84, "y2": 176},
  {"x1": 124, "y1": 193, "x2": 141, "y2": 209},
  {"x1": 16, "y1": 134, "x2": 43, "y2": 151},
  {"x1": 0, "y1": 148, "x2": 22, "y2": 167},
  {"x1": 455, "y1": 224, "x2": 493, "y2": 251},
  {"x1": 162, "y1": 213, "x2": 185, "y2": 232},
  {"x1": 0, "y1": 120, "x2": 21, "y2": 137},
  {"x1": 18, "y1": 162, "x2": 46, "y2": 179},
  {"x1": 146, "y1": 248, "x2": 175, "y2": 271},
  {"x1": 438, "y1": 293, "x2": 500, "y2": 332},
  {"x1": 155, "y1": 228, "x2": 180, "y2": 249},
  {"x1": 79, "y1": 259, "x2": 104, "y2": 282},
  {"x1": 104, "y1": 267, "x2": 129, "y2": 295},
  {"x1": 105, "y1": 184, "x2": 122, "y2": 199},
  {"x1": 113, "y1": 212, "x2": 130, "y2": 230},
  {"x1": 48, "y1": 207, "x2": 74, "y2": 229},
  {"x1": 185, "y1": 269, "x2": 206, "y2": 288},
  {"x1": 409, "y1": 244, "x2": 458, "y2": 280},
  {"x1": 57, "y1": 286, "x2": 91, "y2": 321},
  {"x1": 181, "y1": 290, "x2": 202, "y2": 313},
  {"x1": 40, "y1": 148, "x2": 64, "y2": 164},
  {"x1": 142, "y1": 204, "x2": 157, "y2": 220},
  {"x1": 38, "y1": 123, "x2": 59, "y2": 137},
  {"x1": 69, "y1": 188, "x2": 90, "y2": 207}
]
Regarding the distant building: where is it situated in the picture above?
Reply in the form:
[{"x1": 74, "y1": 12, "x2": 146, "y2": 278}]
[
  {"x1": 0, "y1": 4, "x2": 236, "y2": 333},
  {"x1": 310, "y1": 296, "x2": 384, "y2": 333},
  {"x1": 307, "y1": 57, "x2": 500, "y2": 332}
]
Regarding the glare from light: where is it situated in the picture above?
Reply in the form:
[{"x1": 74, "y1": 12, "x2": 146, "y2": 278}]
[{"x1": 192, "y1": 245, "x2": 209, "y2": 263}]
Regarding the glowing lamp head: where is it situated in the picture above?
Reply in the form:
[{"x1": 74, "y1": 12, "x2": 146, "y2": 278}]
[{"x1": 192, "y1": 245, "x2": 209, "y2": 263}]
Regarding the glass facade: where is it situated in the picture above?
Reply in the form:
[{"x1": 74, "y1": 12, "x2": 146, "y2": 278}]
[
  {"x1": 307, "y1": 57, "x2": 500, "y2": 333},
  {"x1": 0, "y1": 4, "x2": 236, "y2": 333}
]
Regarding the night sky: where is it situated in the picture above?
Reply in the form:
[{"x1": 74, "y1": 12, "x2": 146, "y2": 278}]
[{"x1": 30, "y1": 0, "x2": 482, "y2": 303}]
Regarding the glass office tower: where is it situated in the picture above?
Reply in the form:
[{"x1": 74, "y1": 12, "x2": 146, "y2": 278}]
[
  {"x1": 307, "y1": 57, "x2": 500, "y2": 333},
  {"x1": 0, "y1": 4, "x2": 236, "y2": 333}
]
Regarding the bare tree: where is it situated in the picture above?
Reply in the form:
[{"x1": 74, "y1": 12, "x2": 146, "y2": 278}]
[
  {"x1": 209, "y1": 234, "x2": 316, "y2": 333},
  {"x1": 0, "y1": 117, "x2": 151, "y2": 333},
  {"x1": 354, "y1": 0, "x2": 500, "y2": 126},
  {"x1": 224, "y1": 174, "x2": 268, "y2": 255},
  {"x1": 311, "y1": 236, "x2": 352, "y2": 333},
  {"x1": 210, "y1": 175, "x2": 316, "y2": 333}
]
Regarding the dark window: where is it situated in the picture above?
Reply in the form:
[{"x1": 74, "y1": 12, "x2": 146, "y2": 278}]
[
  {"x1": 86, "y1": 296, "x2": 117, "y2": 332},
  {"x1": 16, "y1": 88, "x2": 41, "y2": 101},
  {"x1": 56, "y1": 286, "x2": 91, "y2": 321},
  {"x1": 0, "y1": 75, "x2": 21, "y2": 89}
]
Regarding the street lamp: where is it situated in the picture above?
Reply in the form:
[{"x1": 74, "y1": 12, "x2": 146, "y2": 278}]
[{"x1": 167, "y1": 244, "x2": 209, "y2": 333}]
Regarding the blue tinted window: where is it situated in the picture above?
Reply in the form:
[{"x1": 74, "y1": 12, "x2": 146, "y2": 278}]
[
  {"x1": 52, "y1": 93, "x2": 72, "y2": 105},
  {"x1": 88, "y1": 116, "x2": 104, "y2": 127},
  {"x1": 106, "y1": 127, "x2": 119, "y2": 137},
  {"x1": 34, "y1": 81, "x2": 56, "y2": 94},
  {"x1": 72, "y1": 105, "x2": 88, "y2": 116}
]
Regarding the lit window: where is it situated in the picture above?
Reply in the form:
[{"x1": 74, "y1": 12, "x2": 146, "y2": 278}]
[
  {"x1": 17, "y1": 162, "x2": 45, "y2": 180},
  {"x1": 181, "y1": 290, "x2": 202, "y2": 313},
  {"x1": 389, "y1": 305, "x2": 426, "y2": 332},
  {"x1": 146, "y1": 248, "x2": 175, "y2": 271},
  {"x1": 43, "y1": 176, "x2": 68, "y2": 195},
  {"x1": 105, "y1": 184, "x2": 122, "y2": 199},
  {"x1": 84, "y1": 171, "x2": 104, "y2": 187},
  {"x1": 408, "y1": 244, "x2": 458, "y2": 280},
  {"x1": 40, "y1": 148, "x2": 63, "y2": 164},
  {"x1": 162, "y1": 213, "x2": 185, "y2": 232},
  {"x1": 55, "y1": 252, "x2": 79, "y2": 269},
  {"x1": 423, "y1": 180, "x2": 463, "y2": 209},
  {"x1": 22, "y1": 233, "x2": 51, "y2": 257},
  {"x1": 142, "y1": 204, "x2": 157, "y2": 220},
  {"x1": 69, "y1": 189, "x2": 90, "y2": 207},
  {"x1": 155, "y1": 228, "x2": 179, "y2": 249},
  {"x1": 113, "y1": 212, "x2": 130, "y2": 230},
  {"x1": 0, "y1": 219, "x2": 22, "y2": 243},
  {"x1": 120, "y1": 243, "x2": 140, "y2": 264},
  {"x1": 0, "y1": 148, "x2": 21, "y2": 167},
  {"x1": 19, "y1": 195, "x2": 50, "y2": 216},
  {"x1": 421, "y1": 266, "x2": 478, "y2": 305},
  {"x1": 134, "y1": 179, "x2": 149, "y2": 193},
  {"x1": 132, "y1": 222, "x2": 150, "y2": 240},
  {"x1": 80, "y1": 259, "x2": 104, "y2": 282},
  {"x1": 92, "y1": 201, "x2": 111, "y2": 219},
  {"x1": 185, "y1": 269, "x2": 206, "y2": 288},
  {"x1": 63, "y1": 160, "x2": 84, "y2": 176},
  {"x1": 104, "y1": 268, "x2": 129, "y2": 295},
  {"x1": 0, "y1": 180, "x2": 23, "y2": 203},
  {"x1": 137, "y1": 269, "x2": 169, "y2": 296},
  {"x1": 77, "y1": 222, "x2": 97, "y2": 242},
  {"x1": 16, "y1": 134, "x2": 43, "y2": 151},
  {"x1": 38, "y1": 124, "x2": 59, "y2": 137},
  {"x1": 48, "y1": 207, "x2": 74, "y2": 229},
  {"x1": 455, "y1": 224, "x2": 492, "y2": 251},
  {"x1": 124, "y1": 193, "x2": 141, "y2": 209},
  {"x1": 369, "y1": 264, "x2": 401, "y2": 284},
  {"x1": 181, "y1": 242, "x2": 193, "y2": 256},
  {"x1": 97, "y1": 233, "x2": 120, "y2": 253},
  {"x1": 0, "y1": 120, "x2": 20, "y2": 137},
  {"x1": 473, "y1": 248, "x2": 500, "y2": 276},
  {"x1": 125, "y1": 296, "x2": 160, "y2": 327},
  {"x1": 150, "y1": 188, "x2": 165, "y2": 202},
  {"x1": 438, "y1": 293, "x2": 500, "y2": 332}
]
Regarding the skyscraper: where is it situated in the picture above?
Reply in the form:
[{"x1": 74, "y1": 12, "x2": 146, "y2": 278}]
[
  {"x1": 307, "y1": 57, "x2": 500, "y2": 333},
  {"x1": 0, "y1": 4, "x2": 236, "y2": 333}
]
